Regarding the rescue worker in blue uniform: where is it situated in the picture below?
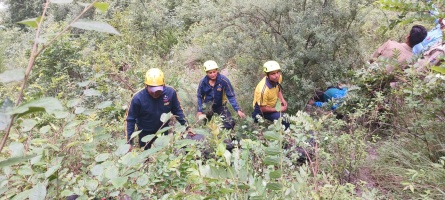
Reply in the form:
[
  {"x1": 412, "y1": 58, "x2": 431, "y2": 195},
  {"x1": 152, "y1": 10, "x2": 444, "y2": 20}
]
[
  {"x1": 125, "y1": 68, "x2": 187, "y2": 150},
  {"x1": 197, "y1": 60, "x2": 246, "y2": 130}
]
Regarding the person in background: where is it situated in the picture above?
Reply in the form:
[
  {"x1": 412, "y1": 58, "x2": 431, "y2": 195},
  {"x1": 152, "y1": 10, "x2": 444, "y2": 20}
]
[
  {"x1": 252, "y1": 60, "x2": 289, "y2": 130},
  {"x1": 125, "y1": 68, "x2": 188, "y2": 150},
  {"x1": 371, "y1": 25, "x2": 427, "y2": 73},
  {"x1": 196, "y1": 60, "x2": 246, "y2": 130},
  {"x1": 413, "y1": 0, "x2": 441, "y2": 55}
]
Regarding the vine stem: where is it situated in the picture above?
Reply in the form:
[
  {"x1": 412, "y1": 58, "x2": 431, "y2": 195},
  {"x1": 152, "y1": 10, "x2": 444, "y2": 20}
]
[{"x1": 0, "y1": 0, "x2": 98, "y2": 153}]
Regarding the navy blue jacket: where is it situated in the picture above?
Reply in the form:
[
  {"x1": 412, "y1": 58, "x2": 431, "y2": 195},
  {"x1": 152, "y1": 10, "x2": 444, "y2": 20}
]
[
  {"x1": 197, "y1": 73, "x2": 240, "y2": 112},
  {"x1": 125, "y1": 86, "x2": 187, "y2": 140}
]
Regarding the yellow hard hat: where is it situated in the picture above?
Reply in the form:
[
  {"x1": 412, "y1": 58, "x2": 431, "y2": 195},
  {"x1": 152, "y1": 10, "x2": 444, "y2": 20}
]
[
  {"x1": 144, "y1": 68, "x2": 164, "y2": 86},
  {"x1": 203, "y1": 60, "x2": 219, "y2": 71},
  {"x1": 263, "y1": 60, "x2": 281, "y2": 73}
]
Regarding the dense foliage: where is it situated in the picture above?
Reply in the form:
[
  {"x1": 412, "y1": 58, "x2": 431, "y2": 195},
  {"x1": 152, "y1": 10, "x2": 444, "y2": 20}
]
[{"x1": 0, "y1": 0, "x2": 444, "y2": 199}]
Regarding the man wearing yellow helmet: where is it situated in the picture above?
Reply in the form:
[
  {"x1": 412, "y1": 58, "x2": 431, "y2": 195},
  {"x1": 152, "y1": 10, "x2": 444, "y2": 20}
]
[
  {"x1": 197, "y1": 60, "x2": 246, "y2": 130},
  {"x1": 252, "y1": 61, "x2": 289, "y2": 129},
  {"x1": 125, "y1": 68, "x2": 187, "y2": 149}
]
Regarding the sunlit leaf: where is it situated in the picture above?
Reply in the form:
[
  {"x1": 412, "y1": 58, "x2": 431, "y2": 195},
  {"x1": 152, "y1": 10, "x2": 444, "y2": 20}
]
[
  {"x1": 129, "y1": 130, "x2": 142, "y2": 141},
  {"x1": 29, "y1": 183, "x2": 46, "y2": 200},
  {"x1": 155, "y1": 126, "x2": 172, "y2": 135},
  {"x1": 0, "y1": 68, "x2": 25, "y2": 83},
  {"x1": 105, "y1": 165, "x2": 118, "y2": 179},
  {"x1": 83, "y1": 89, "x2": 101, "y2": 96},
  {"x1": 86, "y1": 179, "x2": 99, "y2": 191},
  {"x1": 111, "y1": 177, "x2": 127, "y2": 188},
  {"x1": 9, "y1": 142, "x2": 25, "y2": 157},
  {"x1": 20, "y1": 119, "x2": 37, "y2": 132},
  {"x1": 17, "y1": 17, "x2": 42, "y2": 28},
  {"x1": 91, "y1": 164, "x2": 104, "y2": 176},
  {"x1": 95, "y1": 153, "x2": 110, "y2": 162},
  {"x1": 153, "y1": 135, "x2": 170, "y2": 148},
  {"x1": 74, "y1": 107, "x2": 85, "y2": 114},
  {"x1": 121, "y1": 152, "x2": 139, "y2": 167},
  {"x1": 66, "y1": 141, "x2": 80, "y2": 149},
  {"x1": 114, "y1": 144, "x2": 130, "y2": 156},
  {"x1": 72, "y1": 20, "x2": 120, "y2": 35},
  {"x1": 18, "y1": 167, "x2": 34, "y2": 176},
  {"x1": 77, "y1": 80, "x2": 91, "y2": 87},
  {"x1": 93, "y1": 2, "x2": 109, "y2": 12},
  {"x1": 141, "y1": 134, "x2": 156, "y2": 143},
  {"x1": 432, "y1": 66, "x2": 445, "y2": 74},
  {"x1": 275, "y1": 98, "x2": 282, "y2": 113},
  {"x1": 51, "y1": 0, "x2": 73, "y2": 4},
  {"x1": 62, "y1": 129, "x2": 75, "y2": 138},
  {"x1": 39, "y1": 125, "x2": 51, "y2": 134},
  {"x1": 96, "y1": 101, "x2": 112, "y2": 109},
  {"x1": 67, "y1": 98, "x2": 82, "y2": 107},
  {"x1": 0, "y1": 98, "x2": 13, "y2": 131},
  {"x1": 11, "y1": 189, "x2": 31, "y2": 200},
  {"x1": 160, "y1": 112, "x2": 172, "y2": 123},
  {"x1": 136, "y1": 174, "x2": 149, "y2": 186},
  {"x1": 9, "y1": 97, "x2": 64, "y2": 117}
]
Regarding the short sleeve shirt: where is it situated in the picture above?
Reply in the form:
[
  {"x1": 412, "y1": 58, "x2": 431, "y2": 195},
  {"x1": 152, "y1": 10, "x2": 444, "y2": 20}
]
[{"x1": 252, "y1": 76, "x2": 282, "y2": 108}]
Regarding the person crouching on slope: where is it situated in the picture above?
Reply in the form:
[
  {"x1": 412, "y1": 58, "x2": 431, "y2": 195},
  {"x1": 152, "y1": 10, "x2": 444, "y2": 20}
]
[{"x1": 252, "y1": 60, "x2": 290, "y2": 130}]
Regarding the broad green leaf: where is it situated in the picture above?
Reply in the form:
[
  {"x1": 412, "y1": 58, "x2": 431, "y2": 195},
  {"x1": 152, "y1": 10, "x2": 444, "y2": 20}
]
[
  {"x1": 136, "y1": 174, "x2": 149, "y2": 186},
  {"x1": 96, "y1": 101, "x2": 112, "y2": 109},
  {"x1": 95, "y1": 153, "x2": 110, "y2": 162},
  {"x1": 11, "y1": 189, "x2": 31, "y2": 200},
  {"x1": 0, "y1": 68, "x2": 25, "y2": 83},
  {"x1": 155, "y1": 127, "x2": 172, "y2": 136},
  {"x1": 17, "y1": 17, "x2": 42, "y2": 28},
  {"x1": 266, "y1": 183, "x2": 282, "y2": 191},
  {"x1": 141, "y1": 134, "x2": 155, "y2": 143},
  {"x1": 74, "y1": 107, "x2": 85, "y2": 114},
  {"x1": 30, "y1": 155, "x2": 42, "y2": 165},
  {"x1": 263, "y1": 156, "x2": 280, "y2": 166},
  {"x1": 263, "y1": 131, "x2": 280, "y2": 141},
  {"x1": 9, "y1": 142, "x2": 25, "y2": 157},
  {"x1": 62, "y1": 129, "x2": 75, "y2": 138},
  {"x1": 91, "y1": 165, "x2": 104, "y2": 176},
  {"x1": 160, "y1": 112, "x2": 172, "y2": 123},
  {"x1": 111, "y1": 177, "x2": 127, "y2": 188},
  {"x1": 105, "y1": 165, "x2": 119, "y2": 179},
  {"x1": 121, "y1": 152, "x2": 140, "y2": 167},
  {"x1": 86, "y1": 179, "x2": 99, "y2": 191},
  {"x1": 114, "y1": 144, "x2": 130, "y2": 156},
  {"x1": 83, "y1": 89, "x2": 101, "y2": 96},
  {"x1": 65, "y1": 141, "x2": 80, "y2": 149},
  {"x1": 265, "y1": 147, "x2": 281, "y2": 156},
  {"x1": 0, "y1": 98, "x2": 13, "y2": 131},
  {"x1": 45, "y1": 164, "x2": 61, "y2": 178},
  {"x1": 9, "y1": 97, "x2": 64, "y2": 117},
  {"x1": 51, "y1": 0, "x2": 73, "y2": 4},
  {"x1": 77, "y1": 80, "x2": 91, "y2": 87},
  {"x1": 153, "y1": 135, "x2": 170, "y2": 148},
  {"x1": 20, "y1": 119, "x2": 37, "y2": 132},
  {"x1": 275, "y1": 98, "x2": 282, "y2": 113},
  {"x1": 432, "y1": 66, "x2": 445, "y2": 74},
  {"x1": 72, "y1": 20, "x2": 120, "y2": 35},
  {"x1": 18, "y1": 167, "x2": 34, "y2": 176},
  {"x1": 67, "y1": 98, "x2": 82, "y2": 107},
  {"x1": 129, "y1": 130, "x2": 142, "y2": 141},
  {"x1": 29, "y1": 183, "x2": 46, "y2": 200},
  {"x1": 39, "y1": 125, "x2": 51, "y2": 134},
  {"x1": 93, "y1": 2, "x2": 109, "y2": 12},
  {"x1": 269, "y1": 170, "x2": 282, "y2": 179}
]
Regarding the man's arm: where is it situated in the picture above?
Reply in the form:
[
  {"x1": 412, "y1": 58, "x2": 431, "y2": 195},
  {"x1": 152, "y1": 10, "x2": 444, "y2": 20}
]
[
  {"x1": 125, "y1": 98, "x2": 140, "y2": 143},
  {"x1": 171, "y1": 89, "x2": 188, "y2": 126},
  {"x1": 196, "y1": 80, "x2": 205, "y2": 113}
]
